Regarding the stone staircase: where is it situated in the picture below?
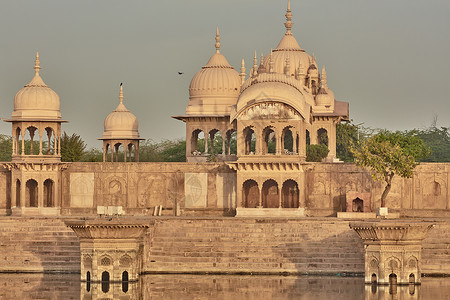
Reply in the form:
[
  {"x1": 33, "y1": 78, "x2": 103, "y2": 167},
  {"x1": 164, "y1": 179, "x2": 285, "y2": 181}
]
[
  {"x1": 422, "y1": 222, "x2": 450, "y2": 274},
  {"x1": 145, "y1": 218, "x2": 366, "y2": 275},
  {"x1": 0, "y1": 217, "x2": 80, "y2": 273}
]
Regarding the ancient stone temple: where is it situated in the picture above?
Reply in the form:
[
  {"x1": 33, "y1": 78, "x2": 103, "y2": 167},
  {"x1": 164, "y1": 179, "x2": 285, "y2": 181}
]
[{"x1": 174, "y1": 0, "x2": 348, "y2": 216}]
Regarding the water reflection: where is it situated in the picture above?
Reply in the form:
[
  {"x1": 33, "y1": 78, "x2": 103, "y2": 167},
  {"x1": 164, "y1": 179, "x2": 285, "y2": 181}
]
[{"x1": 1, "y1": 274, "x2": 450, "y2": 299}]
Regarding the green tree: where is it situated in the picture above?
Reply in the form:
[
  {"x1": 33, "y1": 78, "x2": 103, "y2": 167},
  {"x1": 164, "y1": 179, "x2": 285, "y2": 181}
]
[
  {"x1": 60, "y1": 132, "x2": 87, "y2": 162},
  {"x1": 306, "y1": 144, "x2": 329, "y2": 162},
  {"x1": 80, "y1": 148, "x2": 103, "y2": 162},
  {"x1": 0, "y1": 135, "x2": 12, "y2": 161},
  {"x1": 352, "y1": 130, "x2": 430, "y2": 207},
  {"x1": 159, "y1": 139, "x2": 186, "y2": 162},
  {"x1": 414, "y1": 126, "x2": 450, "y2": 162},
  {"x1": 336, "y1": 122, "x2": 359, "y2": 162}
]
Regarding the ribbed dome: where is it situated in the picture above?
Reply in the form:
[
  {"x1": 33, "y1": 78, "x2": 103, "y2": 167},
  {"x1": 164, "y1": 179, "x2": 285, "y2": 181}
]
[
  {"x1": 186, "y1": 28, "x2": 240, "y2": 115},
  {"x1": 102, "y1": 85, "x2": 140, "y2": 139},
  {"x1": 12, "y1": 53, "x2": 61, "y2": 120}
]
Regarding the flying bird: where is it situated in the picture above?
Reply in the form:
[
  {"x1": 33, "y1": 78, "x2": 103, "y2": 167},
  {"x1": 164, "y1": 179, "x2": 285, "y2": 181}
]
[{"x1": 178, "y1": 72, "x2": 184, "y2": 75}]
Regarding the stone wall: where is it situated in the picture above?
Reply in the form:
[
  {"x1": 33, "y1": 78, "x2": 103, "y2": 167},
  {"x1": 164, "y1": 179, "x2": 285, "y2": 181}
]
[
  {"x1": 60, "y1": 162, "x2": 236, "y2": 216},
  {"x1": 0, "y1": 217, "x2": 449, "y2": 275},
  {"x1": 305, "y1": 163, "x2": 450, "y2": 217},
  {"x1": 1, "y1": 162, "x2": 450, "y2": 217},
  {"x1": 0, "y1": 168, "x2": 11, "y2": 215}
]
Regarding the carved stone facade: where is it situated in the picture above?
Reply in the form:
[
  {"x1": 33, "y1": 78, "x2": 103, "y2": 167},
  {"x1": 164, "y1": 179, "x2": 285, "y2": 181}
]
[
  {"x1": 350, "y1": 221, "x2": 435, "y2": 285},
  {"x1": 66, "y1": 219, "x2": 150, "y2": 283}
]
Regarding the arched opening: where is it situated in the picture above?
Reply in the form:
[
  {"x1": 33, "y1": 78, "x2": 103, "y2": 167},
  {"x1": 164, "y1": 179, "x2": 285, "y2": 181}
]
[
  {"x1": 127, "y1": 143, "x2": 136, "y2": 162},
  {"x1": 318, "y1": 128, "x2": 328, "y2": 146},
  {"x1": 101, "y1": 271, "x2": 110, "y2": 293},
  {"x1": 44, "y1": 127, "x2": 56, "y2": 155},
  {"x1": 352, "y1": 197, "x2": 364, "y2": 212},
  {"x1": 225, "y1": 129, "x2": 237, "y2": 155},
  {"x1": 25, "y1": 126, "x2": 39, "y2": 155},
  {"x1": 433, "y1": 181, "x2": 441, "y2": 196},
  {"x1": 371, "y1": 273, "x2": 377, "y2": 283},
  {"x1": 208, "y1": 129, "x2": 223, "y2": 155},
  {"x1": 409, "y1": 273, "x2": 415, "y2": 284},
  {"x1": 243, "y1": 180, "x2": 259, "y2": 208},
  {"x1": 243, "y1": 127, "x2": 256, "y2": 155},
  {"x1": 15, "y1": 127, "x2": 21, "y2": 155},
  {"x1": 122, "y1": 271, "x2": 129, "y2": 293},
  {"x1": 44, "y1": 179, "x2": 54, "y2": 207},
  {"x1": 16, "y1": 179, "x2": 21, "y2": 207},
  {"x1": 282, "y1": 180, "x2": 299, "y2": 208},
  {"x1": 282, "y1": 128, "x2": 294, "y2": 154},
  {"x1": 114, "y1": 143, "x2": 125, "y2": 162},
  {"x1": 263, "y1": 127, "x2": 276, "y2": 154},
  {"x1": 306, "y1": 130, "x2": 310, "y2": 146},
  {"x1": 26, "y1": 179, "x2": 38, "y2": 207},
  {"x1": 389, "y1": 273, "x2": 397, "y2": 285},
  {"x1": 191, "y1": 129, "x2": 206, "y2": 154},
  {"x1": 262, "y1": 179, "x2": 279, "y2": 208}
]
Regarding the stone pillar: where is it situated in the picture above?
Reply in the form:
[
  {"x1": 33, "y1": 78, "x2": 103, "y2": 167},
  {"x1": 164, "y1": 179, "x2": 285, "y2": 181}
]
[
  {"x1": 39, "y1": 132, "x2": 43, "y2": 155},
  {"x1": 20, "y1": 177, "x2": 25, "y2": 207},
  {"x1": 38, "y1": 180, "x2": 44, "y2": 208},
  {"x1": 21, "y1": 132, "x2": 25, "y2": 155}
]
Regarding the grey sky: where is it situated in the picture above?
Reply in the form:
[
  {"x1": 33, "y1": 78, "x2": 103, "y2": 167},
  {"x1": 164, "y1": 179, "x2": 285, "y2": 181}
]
[{"x1": 1, "y1": 0, "x2": 449, "y2": 148}]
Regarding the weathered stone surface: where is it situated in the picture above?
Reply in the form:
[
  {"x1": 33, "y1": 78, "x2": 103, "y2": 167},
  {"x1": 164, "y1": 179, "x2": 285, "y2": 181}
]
[{"x1": 350, "y1": 221, "x2": 435, "y2": 285}]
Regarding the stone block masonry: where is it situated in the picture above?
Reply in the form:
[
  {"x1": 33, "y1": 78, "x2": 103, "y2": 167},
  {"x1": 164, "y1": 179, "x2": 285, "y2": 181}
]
[{"x1": 0, "y1": 217, "x2": 449, "y2": 276}]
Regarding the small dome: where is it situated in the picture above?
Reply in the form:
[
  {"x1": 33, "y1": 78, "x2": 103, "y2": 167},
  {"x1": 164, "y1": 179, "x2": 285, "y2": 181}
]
[
  {"x1": 102, "y1": 85, "x2": 140, "y2": 139},
  {"x1": 187, "y1": 28, "x2": 240, "y2": 115},
  {"x1": 315, "y1": 88, "x2": 333, "y2": 106},
  {"x1": 13, "y1": 52, "x2": 61, "y2": 120}
]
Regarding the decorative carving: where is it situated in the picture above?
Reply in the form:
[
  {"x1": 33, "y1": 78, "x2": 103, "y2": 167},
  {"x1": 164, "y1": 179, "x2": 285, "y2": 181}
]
[{"x1": 240, "y1": 102, "x2": 301, "y2": 120}]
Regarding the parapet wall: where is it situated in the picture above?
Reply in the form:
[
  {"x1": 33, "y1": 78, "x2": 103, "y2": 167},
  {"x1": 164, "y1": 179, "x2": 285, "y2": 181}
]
[{"x1": 0, "y1": 162, "x2": 449, "y2": 217}]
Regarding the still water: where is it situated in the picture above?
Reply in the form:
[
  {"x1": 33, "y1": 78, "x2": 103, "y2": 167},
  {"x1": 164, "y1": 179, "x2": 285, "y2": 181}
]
[{"x1": 1, "y1": 273, "x2": 449, "y2": 299}]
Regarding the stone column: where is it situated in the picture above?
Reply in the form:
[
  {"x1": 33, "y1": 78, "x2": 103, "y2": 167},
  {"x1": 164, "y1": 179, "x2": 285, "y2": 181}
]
[
  {"x1": 20, "y1": 176, "x2": 25, "y2": 207},
  {"x1": 21, "y1": 132, "x2": 25, "y2": 155},
  {"x1": 38, "y1": 180, "x2": 44, "y2": 208},
  {"x1": 39, "y1": 132, "x2": 43, "y2": 155}
]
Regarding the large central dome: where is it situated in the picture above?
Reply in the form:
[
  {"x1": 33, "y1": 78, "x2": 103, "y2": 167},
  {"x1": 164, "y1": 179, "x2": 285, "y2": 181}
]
[{"x1": 262, "y1": 1, "x2": 311, "y2": 77}]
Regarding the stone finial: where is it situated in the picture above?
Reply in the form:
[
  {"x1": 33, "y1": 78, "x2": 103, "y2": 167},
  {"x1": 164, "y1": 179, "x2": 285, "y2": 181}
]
[
  {"x1": 34, "y1": 51, "x2": 41, "y2": 75},
  {"x1": 252, "y1": 50, "x2": 258, "y2": 77},
  {"x1": 321, "y1": 66, "x2": 328, "y2": 87},
  {"x1": 215, "y1": 27, "x2": 221, "y2": 53},
  {"x1": 284, "y1": 0, "x2": 293, "y2": 35},
  {"x1": 119, "y1": 83, "x2": 124, "y2": 104},
  {"x1": 240, "y1": 58, "x2": 246, "y2": 85},
  {"x1": 269, "y1": 48, "x2": 274, "y2": 73}
]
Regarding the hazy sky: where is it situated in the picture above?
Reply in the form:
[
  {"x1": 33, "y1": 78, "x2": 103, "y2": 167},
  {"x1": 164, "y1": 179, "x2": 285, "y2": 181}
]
[{"x1": 1, "y1": 0, "x2": 449, "y2": 148}]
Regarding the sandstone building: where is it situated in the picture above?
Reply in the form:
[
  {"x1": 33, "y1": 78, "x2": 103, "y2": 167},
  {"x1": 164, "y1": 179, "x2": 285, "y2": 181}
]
[{"x1": 0, "y1": 1, "x2": 449, "y2": 219}]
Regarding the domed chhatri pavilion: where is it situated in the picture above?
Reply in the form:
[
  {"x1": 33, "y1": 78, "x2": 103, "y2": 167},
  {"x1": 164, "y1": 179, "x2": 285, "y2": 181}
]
[{"x1": 99, "y1": 84, "x2": 143, "y2": 163}]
